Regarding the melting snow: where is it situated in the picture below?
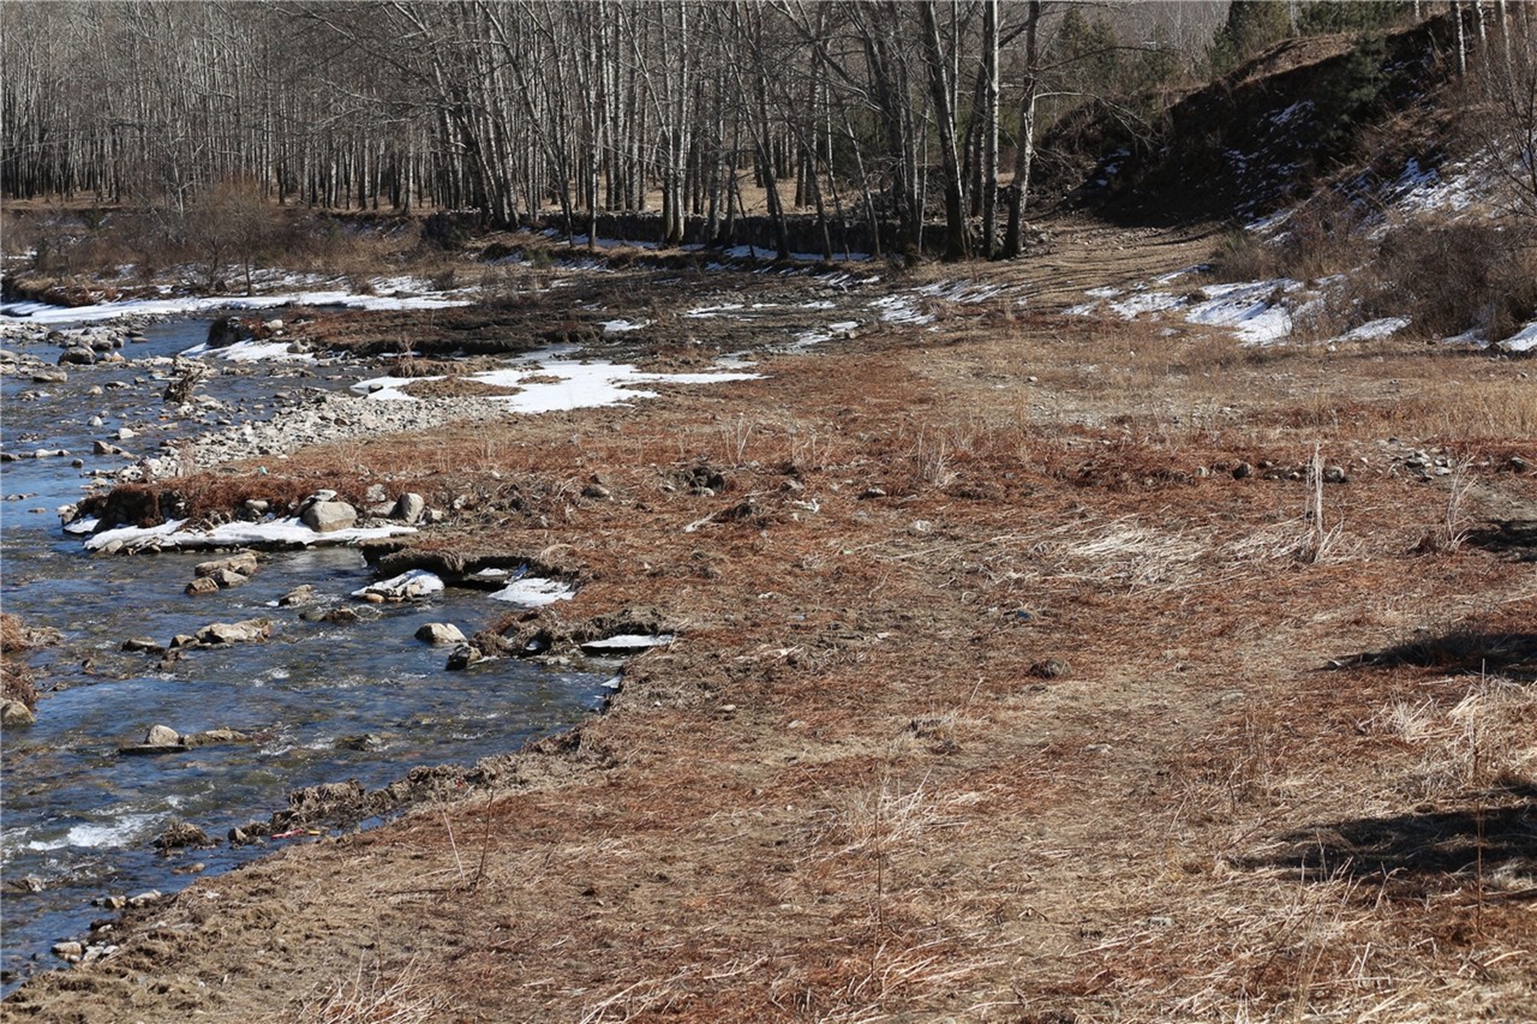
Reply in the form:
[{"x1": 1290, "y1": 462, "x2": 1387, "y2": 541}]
[
  {"x1": 352, "y1": 347, "x2": 759, "y2": 411},
  {"x1": 488, "y1": 577, "x2": 575, "y2": 607},
  {"x1": 82, "y1": 517, "x2": 417, "y2": 552},
  {"x1": 1499, "y1": 321, "x2": 1537, "y2": 353},
  {"x1": 1338, "y1": 317, "x2": 1411, "y2": 342},
  {"x1": 179, "y1": 339, "x2": 315, "y2": 363}
]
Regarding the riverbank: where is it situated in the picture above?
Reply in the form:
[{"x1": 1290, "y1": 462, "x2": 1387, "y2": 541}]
[{"x1": 4, "y1": 222, "x2": 1535, "y2": 1021}]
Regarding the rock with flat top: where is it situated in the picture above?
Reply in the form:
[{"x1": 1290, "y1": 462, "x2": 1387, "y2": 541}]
[
  {"x1": 196, "y1": 552, "x2": 259, "y2": 578},
  {"x1": 393, "y1": 492, "x2": 426, "y2": 524},
  {"x1": 185, "y1": 576, "x2": 220, "y2": 596},
  {"x1": 415, "y1": 622, "x2": 466, "y2": 645},
  {"x1": 1, "y1": 700, "x2": 36, "y2": 727},
  {"x1": 193, "y1": 618, "x2": 271, "y2": 645},
  {"x1": 301, "y1": 500, "x2": 357, "y2": 533}
]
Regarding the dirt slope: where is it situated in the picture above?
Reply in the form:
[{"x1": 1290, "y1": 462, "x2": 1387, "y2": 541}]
[{"x1": 4, "y1": 222, "x2": 1535, "y2": 1023}]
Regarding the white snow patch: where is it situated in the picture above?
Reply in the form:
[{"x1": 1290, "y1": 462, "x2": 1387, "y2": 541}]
[
  {"x1": 684, "y1": 302, "x2": 745, "y2": 318},
  {"x1": 1184, "y1": 279, "x2": 1302, "y2": 344},
  {"x1": 1338, "y1": 317, "x2": 1411, "y2": 342},
  {"x1": 1107, "y1": 292, "x2": 1182, "y2": 318},
  {"x1": 488, "y1": 577, "x2": 575, "y2": 607},
  {"x1": 1498, "y1": 321, "x2": 1537, "y2": 353},
  {"x1": 868, "y1": 294, "x2": 934, "y2": 326},
  {"x1": 580, "y1": 634, "x2": 675, "y2": 652},
  {"x1": 82, "y1": 517, "x2": 417, "y2": 552},
  {"x1": 180, "y1": 339, "x2": 315, "y2": 363},
  {"x1": 0, "y1": 287, "x2": 472, "y2": 327},
  {"x1": 601, "y1": 318, "x2": 650, "y2": 334},
  {"x1": 352, "y1": 349, "x2": 758, "y2": 413},
  {"x1": 1393, "y1": 158, "x2": 1479, "y2": 214}
]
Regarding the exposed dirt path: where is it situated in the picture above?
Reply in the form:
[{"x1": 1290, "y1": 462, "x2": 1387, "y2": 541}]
[{"x1": 5, "y1": 219, "x2": 1534, "y2": 1023}]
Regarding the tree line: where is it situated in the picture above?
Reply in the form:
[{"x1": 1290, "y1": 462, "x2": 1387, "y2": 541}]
[{"x1": 2, "y1": 1, "x2": 1474, "y2": 261}]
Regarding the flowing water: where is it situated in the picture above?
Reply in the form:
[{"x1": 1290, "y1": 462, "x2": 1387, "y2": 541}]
[{"x1": 0, "y1": 318, "x2": 609, "y2": 991}]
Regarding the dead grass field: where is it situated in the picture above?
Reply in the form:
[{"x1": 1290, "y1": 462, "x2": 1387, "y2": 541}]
[{"x1": 5, "y1": 225, "x2": 1534, "y2": 1023}]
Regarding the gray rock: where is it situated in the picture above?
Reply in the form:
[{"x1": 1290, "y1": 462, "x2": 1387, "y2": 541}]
[
  {"x1": 446, "y1": 644, "x2": 482, "y2": 670},
  {"x1": 193, "y1": 618, "x2": 272, "y2": 645},
  {"x1": 51, "y1": 942, "x2": 83, "y2": 962},
  {"x1": 184, "y1": 576, "x2": 221, "y2": 596},
  {"x1": 116, "y1": 427, "x2": 137, "y2": 441},
  {"x1": 180, "y1": 727, "x2": 249, "y2": 748},
  {"x1": 1029, "y1": 657, "x2": 1071, "y2": 680},
  {"x1": 144, "y1": 724, "x2": 182, "y2": 746},
  {"x1": 196, "y1": 551, "x2": 259, "y2": 578},
  {"x1": 393, "y1": 492, "x2": 426, "y2": 524},
  {"x1": 58, "y1": 347, "x2": 95, "y2": 366},
  {"x1": 1, "y1": 700, "x2": 36, "y2": 727},
  {"x1": 365, "y1": 483, "x2": 388, "y2": 504},
  {"x1": 1231, "y1": 462, "x2": 1253, "y2": 480},
  {"x1": 415, "y1": 622, "x2": 466, "y2": 645},
  {"x1": 121, "y1": 637, "x2": 166, "y2": 654},
  {"x1": 207, "y1": 570, "x2": 250, "y2": 590},
  {"x1": 31, "y1": 369, "x2": 68, "y2": 384},
  {"x1": 301, "y1": 500, "x2": 357, "y2": 533},
  {"x1": 279, "y1": 584, "x2": 316, "y2": 607}
]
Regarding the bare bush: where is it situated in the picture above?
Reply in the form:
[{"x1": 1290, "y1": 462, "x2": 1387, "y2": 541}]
[{"x1": 1352, "y1": 222, "x2": 1537, "y2": 340}]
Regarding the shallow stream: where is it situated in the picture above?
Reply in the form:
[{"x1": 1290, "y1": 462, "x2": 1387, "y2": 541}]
[{"x1": 0, "y1": 317, "x2": 609, "y2": 991}]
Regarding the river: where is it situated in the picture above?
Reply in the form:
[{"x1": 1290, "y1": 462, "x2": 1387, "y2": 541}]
[{"x1": 0, "y1": 316, "x2": 611, "y2": 992}]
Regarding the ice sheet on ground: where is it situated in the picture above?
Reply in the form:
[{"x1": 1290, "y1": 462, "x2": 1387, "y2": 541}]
[
  {"x1": 487, "y1": 577, "x2": 575, "y2": 607},
  {"x1": 179, "y1": 339, "x2": 316, "y2": 363},
  {"x1": 0, "y1": 285, "x2": 473, "y2": 327},
  {"x1": 601, "y1": 319, "x2": 650, "y2": 334},
  {"x1": 82, "y1": 517, "x2": 417, "y2": 551},
  {"x1": 580, "y1": 634, "x2": 676, "y2": 651},
  {"x1": 1337, "y1": 317, "x2": 1411, "y2": 342},
  {"x1": 1499, "y1": 321, "x2": 1537, "y2": 352}
]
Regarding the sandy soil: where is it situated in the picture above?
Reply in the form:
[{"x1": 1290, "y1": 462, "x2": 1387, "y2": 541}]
[{"x1": 4, "y1": 220, "x2": 1534, "y2": 1023}]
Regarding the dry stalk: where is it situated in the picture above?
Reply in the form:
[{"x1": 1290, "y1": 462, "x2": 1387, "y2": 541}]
[
  {"x1": 1440, "y1": 455, "x2": 1476, "y2": 552},
  {"x1": 720, "y1": 413, "x2": 755, "y2": 467},
  {"x1": 290, "y1": 955, "x2": 447, "y2": 1024}
]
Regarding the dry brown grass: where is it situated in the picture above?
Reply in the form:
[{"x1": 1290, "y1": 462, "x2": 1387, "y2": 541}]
[{"x1": 14, "y1": 222, "x2": 1537, "y2": 1023}]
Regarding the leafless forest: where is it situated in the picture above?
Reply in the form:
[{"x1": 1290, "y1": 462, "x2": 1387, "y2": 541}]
[{"x1": 2, "y1": 1, "x2": 1227, "y2": 258}]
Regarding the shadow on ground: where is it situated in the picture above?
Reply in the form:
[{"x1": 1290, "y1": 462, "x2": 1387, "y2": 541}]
[
  {"x1": 1241, "y1": 786, "x2": 1537, "y2": 888},
  {"x1": 1464, "y1": 519, "x2": 1537, "y2": 562},
  {"x1": 1328, "y1": 630, "x2": 1537, "y2": 682}
]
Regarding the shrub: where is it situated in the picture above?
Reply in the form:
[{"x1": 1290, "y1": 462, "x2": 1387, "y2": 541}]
[
  {"x1": 1207, "y1": 229, "x2": 1279, "y2": 282},
  {"x1": 1352, "y1": 223, "x2": 1537, "y2": 340}
]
